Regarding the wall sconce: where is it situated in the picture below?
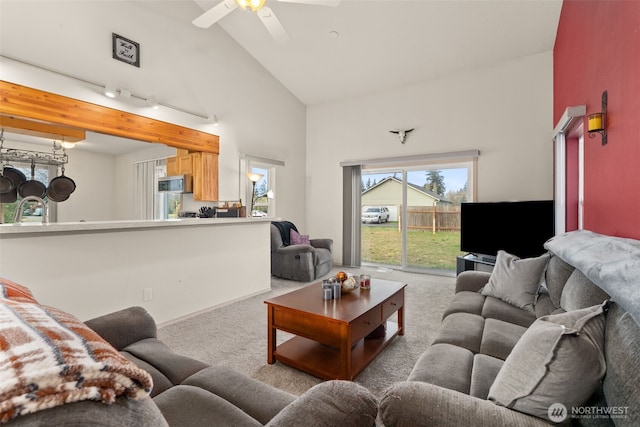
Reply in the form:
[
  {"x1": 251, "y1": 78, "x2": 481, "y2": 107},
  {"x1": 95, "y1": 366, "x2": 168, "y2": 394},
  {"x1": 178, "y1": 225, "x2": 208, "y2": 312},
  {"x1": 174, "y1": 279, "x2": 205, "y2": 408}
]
[
  {"x1": 246, "y1": 172, "x2": 263, "y2": 217},
  {"x1": 588, "y1": 90, "x2": 607, "y2": 145}
]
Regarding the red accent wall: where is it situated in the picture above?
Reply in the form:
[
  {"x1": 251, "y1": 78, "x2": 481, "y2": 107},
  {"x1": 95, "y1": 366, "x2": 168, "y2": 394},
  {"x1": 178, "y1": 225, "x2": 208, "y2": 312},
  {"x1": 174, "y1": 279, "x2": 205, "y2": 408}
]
[{"x1": 554, "y1": 0, "x2": 640, "y2": 239}]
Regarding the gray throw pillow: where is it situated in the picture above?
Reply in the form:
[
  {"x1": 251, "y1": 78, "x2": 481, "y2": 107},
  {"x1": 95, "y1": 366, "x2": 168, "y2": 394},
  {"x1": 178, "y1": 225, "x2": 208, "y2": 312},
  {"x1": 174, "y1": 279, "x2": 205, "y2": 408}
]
[
  {"x1": 487, "y1": 302, "x2": 607, "y2": 422},
  {"x1": 481, "y1": 251, "x2": 550, "y2": 314}
]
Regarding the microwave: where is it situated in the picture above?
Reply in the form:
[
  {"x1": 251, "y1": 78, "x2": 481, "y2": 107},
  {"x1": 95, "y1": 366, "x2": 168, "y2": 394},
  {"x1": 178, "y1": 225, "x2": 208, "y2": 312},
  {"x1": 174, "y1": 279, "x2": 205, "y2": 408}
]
[{"x1": 158, "y1": 175, "x2": 193, "y2": 193}]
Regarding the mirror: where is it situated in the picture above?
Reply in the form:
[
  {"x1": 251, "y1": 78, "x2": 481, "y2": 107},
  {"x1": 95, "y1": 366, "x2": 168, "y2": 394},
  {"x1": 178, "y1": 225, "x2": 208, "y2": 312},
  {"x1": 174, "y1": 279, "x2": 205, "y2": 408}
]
[
  {"x1": 1, "y1": 129, "x2": 175, "y2": 223},
  {"x1": 0, "y1": 82, "x2": 219, "y2": 224}
]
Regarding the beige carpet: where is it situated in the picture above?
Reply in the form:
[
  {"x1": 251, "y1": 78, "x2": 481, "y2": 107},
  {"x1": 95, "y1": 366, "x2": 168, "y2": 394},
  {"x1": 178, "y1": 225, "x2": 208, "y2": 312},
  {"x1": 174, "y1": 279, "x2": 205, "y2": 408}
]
[{"x1": 158, "y1": 266, "x2": 455, "y2": 398}]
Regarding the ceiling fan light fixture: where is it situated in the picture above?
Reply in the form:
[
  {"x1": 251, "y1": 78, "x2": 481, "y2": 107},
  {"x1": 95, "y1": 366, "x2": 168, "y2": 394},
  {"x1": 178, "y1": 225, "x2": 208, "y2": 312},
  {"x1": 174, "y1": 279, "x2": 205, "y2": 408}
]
[{"x1": 236, "y1": 0, "x2": 266, "y2": 12}]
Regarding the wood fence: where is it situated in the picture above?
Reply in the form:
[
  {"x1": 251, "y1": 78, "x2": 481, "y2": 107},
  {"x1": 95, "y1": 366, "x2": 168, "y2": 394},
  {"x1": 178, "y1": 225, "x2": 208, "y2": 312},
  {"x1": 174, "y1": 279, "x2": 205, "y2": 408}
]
[{"x1": 399, "y1": 205, "x2": 461, "y2": 233}]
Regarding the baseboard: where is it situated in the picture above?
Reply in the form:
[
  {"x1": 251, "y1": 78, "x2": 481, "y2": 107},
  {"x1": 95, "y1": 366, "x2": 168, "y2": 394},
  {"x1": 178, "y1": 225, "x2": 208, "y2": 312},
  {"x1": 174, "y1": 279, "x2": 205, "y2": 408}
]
[{"x1": 157, "y1": 287, "x2": 272, "y2": 328}]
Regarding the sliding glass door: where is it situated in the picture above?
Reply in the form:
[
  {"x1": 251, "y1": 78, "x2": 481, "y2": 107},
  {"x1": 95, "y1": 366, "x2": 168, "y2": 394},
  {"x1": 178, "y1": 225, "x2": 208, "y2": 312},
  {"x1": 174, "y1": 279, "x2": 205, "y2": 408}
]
[
  {"x1": 405, "y1": 167, "x2": 468, "y2": 271},
  {"x1": 361, "y1": 164, "x2": 472, "y2": 273},
  {"x1": 361, "y1": 169, "x2": 403, "y2": 267}
]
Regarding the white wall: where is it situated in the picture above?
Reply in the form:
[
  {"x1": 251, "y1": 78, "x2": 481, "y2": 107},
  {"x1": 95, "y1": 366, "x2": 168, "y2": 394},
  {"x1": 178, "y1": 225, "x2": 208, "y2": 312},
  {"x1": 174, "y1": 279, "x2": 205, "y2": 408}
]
[
  {"x1": 0, "y1": 2, "x2": 555, "y2": 291},
  {"x1": 307, "y1": 52, "x2": 554, "y2": 263},
  {"x1": 0, "y1": 221, "x2": 271, "y2": 323},
  {"x1": 0, "y1": 0, "x2": 305, "y2": 318},
  {"x1": 0, "y1": 0, "x2": 306, "y2": 225}
]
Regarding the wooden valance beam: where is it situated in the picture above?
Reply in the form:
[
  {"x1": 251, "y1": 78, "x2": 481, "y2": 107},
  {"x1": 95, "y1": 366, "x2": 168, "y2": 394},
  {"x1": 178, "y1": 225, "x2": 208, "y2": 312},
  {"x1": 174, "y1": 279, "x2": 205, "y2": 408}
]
[
  {"x1": 0, "y1": 115, "x2": 86, "y2": 142},
  {"x1": 0, "y1": 80, "x2": 219, "y2": 154}
]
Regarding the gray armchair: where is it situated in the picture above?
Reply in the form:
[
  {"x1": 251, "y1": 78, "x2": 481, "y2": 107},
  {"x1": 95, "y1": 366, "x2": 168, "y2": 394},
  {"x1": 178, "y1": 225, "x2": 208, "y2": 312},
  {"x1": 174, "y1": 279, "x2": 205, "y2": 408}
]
[{"x1": 270, "y1": 221, "x2": 333, "y2": 282}]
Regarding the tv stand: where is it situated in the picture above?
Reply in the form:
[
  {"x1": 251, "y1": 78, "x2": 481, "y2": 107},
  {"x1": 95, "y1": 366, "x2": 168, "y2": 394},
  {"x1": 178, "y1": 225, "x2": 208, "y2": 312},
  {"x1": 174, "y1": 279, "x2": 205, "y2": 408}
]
[{"x1": 456, "y1": 253, "x2": 496, "y2": 275}]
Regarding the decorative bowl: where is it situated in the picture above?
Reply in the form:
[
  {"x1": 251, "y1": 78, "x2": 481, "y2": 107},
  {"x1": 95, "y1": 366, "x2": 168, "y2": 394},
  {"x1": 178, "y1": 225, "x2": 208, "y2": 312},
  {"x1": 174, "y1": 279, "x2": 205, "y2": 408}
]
[{"x1": 341, "y1": 276, "x2": 358, "y2": 293}]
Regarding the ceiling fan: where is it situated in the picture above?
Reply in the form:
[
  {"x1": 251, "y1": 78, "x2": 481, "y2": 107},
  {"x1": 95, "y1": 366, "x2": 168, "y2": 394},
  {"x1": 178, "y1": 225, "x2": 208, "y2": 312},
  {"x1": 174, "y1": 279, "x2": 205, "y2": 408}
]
[{"x1": 192, "y1": 0, "x2": 341, "y2": 45}]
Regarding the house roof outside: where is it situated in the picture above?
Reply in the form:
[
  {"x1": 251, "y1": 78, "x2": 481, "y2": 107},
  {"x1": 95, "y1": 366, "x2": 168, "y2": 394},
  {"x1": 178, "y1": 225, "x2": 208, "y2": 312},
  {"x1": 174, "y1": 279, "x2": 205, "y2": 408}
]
[{"x1": 362, "y1": 176, "x2": 451, "y2": 205}]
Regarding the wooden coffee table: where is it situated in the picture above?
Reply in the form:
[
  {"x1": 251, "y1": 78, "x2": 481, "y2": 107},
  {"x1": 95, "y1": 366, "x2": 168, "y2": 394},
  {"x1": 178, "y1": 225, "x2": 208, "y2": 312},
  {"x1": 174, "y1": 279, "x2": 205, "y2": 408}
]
[{"x1": 264, "y1": 279, "x2": 406, "y2": 380}]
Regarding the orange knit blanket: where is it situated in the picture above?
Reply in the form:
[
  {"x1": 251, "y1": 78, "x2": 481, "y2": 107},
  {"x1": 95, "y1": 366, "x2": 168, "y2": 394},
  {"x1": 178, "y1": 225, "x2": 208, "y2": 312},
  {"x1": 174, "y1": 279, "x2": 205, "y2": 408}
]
[{"x1": 0, "y1": 278, "x2": 153, "y2": 423}]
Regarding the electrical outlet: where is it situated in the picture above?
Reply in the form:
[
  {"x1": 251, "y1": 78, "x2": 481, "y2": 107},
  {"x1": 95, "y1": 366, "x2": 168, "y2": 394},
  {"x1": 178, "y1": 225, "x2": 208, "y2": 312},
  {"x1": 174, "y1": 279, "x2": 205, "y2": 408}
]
[{"x1": 143, "y1": 288, "x2": 153, "y2": 302}]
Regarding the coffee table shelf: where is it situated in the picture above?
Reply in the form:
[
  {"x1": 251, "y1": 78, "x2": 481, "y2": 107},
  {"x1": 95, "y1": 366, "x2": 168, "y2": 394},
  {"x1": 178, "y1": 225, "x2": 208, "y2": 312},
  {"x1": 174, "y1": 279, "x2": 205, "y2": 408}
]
[{"x1": 275, "y1": 322, "x2": 399, "y2": 380}]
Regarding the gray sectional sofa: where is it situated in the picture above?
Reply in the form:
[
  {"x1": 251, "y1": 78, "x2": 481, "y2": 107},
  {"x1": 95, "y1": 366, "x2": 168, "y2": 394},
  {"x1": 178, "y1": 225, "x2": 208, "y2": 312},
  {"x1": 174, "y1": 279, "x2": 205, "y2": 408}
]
[
  {"x1": 5, "y1": 304, "x2": 377, "y2": 426},
  {"x1": 380, "y1": 230, "x2": 640, "y2": 426}
]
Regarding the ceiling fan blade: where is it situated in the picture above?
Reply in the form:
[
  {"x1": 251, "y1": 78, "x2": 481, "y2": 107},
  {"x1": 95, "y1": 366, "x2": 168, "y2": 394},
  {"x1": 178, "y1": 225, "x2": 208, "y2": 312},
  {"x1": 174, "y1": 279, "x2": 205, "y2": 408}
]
[
  {"x1": 277, "y1": 0, "x2": 341, "y2": 6},
  {"x1": 192, "y1": 0, "x2": 239, "y2": 28},
  {"x1": 257, "y1": 7, "x2": 291, "y2": 45}
]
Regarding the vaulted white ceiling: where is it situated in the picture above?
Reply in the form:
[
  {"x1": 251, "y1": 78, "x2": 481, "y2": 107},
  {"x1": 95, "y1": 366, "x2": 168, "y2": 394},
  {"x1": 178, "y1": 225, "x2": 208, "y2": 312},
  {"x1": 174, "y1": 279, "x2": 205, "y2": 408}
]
[{"x1": 192, "y1": 0, "x2": 563, "y2": 106}]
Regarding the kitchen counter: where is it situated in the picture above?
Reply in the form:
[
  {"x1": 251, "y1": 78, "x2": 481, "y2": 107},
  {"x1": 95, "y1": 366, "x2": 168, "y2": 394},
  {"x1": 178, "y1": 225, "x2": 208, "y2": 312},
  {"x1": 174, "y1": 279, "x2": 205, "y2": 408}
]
[
  {"x1": 0, "y1": 217, "x2": 273, "y2": 237},
  {"x1": 0, "y1": 217, "x2": 277, "y2": 323}
]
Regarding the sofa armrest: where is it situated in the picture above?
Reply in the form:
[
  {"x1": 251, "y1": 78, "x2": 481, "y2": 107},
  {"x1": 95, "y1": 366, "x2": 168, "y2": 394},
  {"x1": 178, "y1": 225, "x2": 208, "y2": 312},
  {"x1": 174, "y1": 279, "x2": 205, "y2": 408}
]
[
  {"x1": 310, "y1": 238, "x2": 333, "y2": 251},
  {"x1": 265, "y1": 381, "x2": 377, "y2": 427},
  {"x1": 455, "y1": 271, "x2": 492, "y2": 294},
  {"x1": 380, "y1": 382, "x2": 550, "y2": 427},
  {"x1": 275, "y1": 245, "x2": 317, "y2": 255},
  {"x1": 84, "y1": 306, "x2": 157, "y2": 350},
  {"x1": 7, "y1": 395, "x2": 168, "y2": 427}
]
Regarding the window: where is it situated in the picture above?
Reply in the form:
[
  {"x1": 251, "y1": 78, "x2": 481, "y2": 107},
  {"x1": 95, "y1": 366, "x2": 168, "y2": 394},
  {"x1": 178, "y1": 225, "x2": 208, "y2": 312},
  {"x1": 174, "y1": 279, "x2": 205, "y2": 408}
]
[
  {"x1": 1, "y1": 162, "x2": 57, "y2": 224},
  {"x1": 133, "y1": 159, "x2": 166, "y2": 220},
  {"x1": 240, "y1": 155, "x2": 284, "y2": 217}
]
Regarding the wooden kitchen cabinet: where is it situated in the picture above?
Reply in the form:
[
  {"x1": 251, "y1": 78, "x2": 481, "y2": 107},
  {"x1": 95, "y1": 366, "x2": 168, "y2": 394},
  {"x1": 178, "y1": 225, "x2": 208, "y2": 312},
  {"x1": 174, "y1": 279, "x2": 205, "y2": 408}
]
[
  {"x1": 165, "y1": 149, "x2": 218, "y2": 201},
  {"x1": 192, "y1": 152, "x2": 218, "y2": 201},
  {"x1": 166, "y1": 149, "x2": 190, "y2": 176}
]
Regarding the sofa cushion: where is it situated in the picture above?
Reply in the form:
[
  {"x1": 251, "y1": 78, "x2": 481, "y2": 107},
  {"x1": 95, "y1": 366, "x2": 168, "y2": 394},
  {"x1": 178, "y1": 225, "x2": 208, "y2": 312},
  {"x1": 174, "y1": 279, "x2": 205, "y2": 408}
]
[
  {"x1": 432, "y1": 312, "x2": 485, "y2": 354},
  {"x1": 442, "y1": 291, "x2": 485, "y2": 319},
  {"x1": 183, "y1": 366, "x2": 296, "y2": 425},
  {"x1": 120, "y1": 351, "x2": 174, "y2": 398},
  {"x1": 534, "y1": 291, "x2": 557, "y2": 318},
  {"x1": 544, "y1": 255, "x2": 575, "y2": 309},
  {"x1": 290, "y1": 228, "x2": 310, "y2": 245},
  {"x1": 488, "y1": 302, "x2": 607, "y2": 421},
  {"x1": 408, "y1": 343, "x2": 474, "y2": 394},
  {"x1": 560, "y1": 269, "x2": 610, "y2": 311},
  {"x1": 85, "y1": 306, "x2": 158, "y2": 351},
  {"x1": 469, "y1": 354, "x2": 504, "y2": 399},
  {"x1": 481, "y1": 251, "x2": 550, "y2": 314},
  {"x1": 481, "y1": 296, "x2": 537, "y2": 328},
  {"x1": 265, "y1": 381, "x2": 378, "y2": 427},
  {"x1": 122, "y1": 338, "x2": 208, "y2": 385},
  {"x1": 6, "y1": 396, "x2": 168, "y2": 427},
  {"x1": 479, "y1": 318, "x2": 527, "y2": 361},
  {"x1": 314, "y1": 247, "x2": 332, "y2": 266},
  {"x1": 154, "y1": 385, "x2": 262, "y2": 427},
  {"x1": 602, "y1": 303, "x2": 640, "y2": 427},
  {"x1": 0, "y1": 277, "x2": 38, "y2": 303}
]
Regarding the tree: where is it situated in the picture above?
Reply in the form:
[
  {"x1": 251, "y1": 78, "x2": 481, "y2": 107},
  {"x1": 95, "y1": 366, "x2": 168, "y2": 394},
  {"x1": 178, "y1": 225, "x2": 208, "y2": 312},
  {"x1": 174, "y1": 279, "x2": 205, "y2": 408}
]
[
  {"x1": 445, "y1": 182, "x2": 468, "y2": 205},
  {"x1": 425, "y1": 170, "x2": 446, "y2": 196}
]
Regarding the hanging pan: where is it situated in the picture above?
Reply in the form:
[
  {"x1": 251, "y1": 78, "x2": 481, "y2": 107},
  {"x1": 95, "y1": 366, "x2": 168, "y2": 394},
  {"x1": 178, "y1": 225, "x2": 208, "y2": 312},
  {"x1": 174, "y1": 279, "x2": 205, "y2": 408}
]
[
  {"x1": 0, "y1": 168, "x2": 14, "y2": 194},
  {"x1": 0, "y1": 164, "x2": 26, "y2": 204},
  {"x1": 47, "y1": 165, "x2": 76, "y2": 202},
  {"x1": 18, "y1": 161, "x2": 47, "y2": 199}
]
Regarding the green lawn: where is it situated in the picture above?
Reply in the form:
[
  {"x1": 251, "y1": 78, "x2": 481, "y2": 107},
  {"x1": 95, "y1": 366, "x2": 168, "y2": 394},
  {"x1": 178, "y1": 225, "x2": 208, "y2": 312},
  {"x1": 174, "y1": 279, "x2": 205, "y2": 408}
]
[{"x1": 361, "y1": 224, "x2": 465, "y2": 270}]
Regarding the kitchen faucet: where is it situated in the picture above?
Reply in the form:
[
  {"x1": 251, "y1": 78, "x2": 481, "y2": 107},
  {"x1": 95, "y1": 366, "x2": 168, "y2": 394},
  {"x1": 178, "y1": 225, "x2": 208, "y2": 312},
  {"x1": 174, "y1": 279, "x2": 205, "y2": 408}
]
[{"x1": 13, "y1": 196, "x2": 49, "y2": 224}]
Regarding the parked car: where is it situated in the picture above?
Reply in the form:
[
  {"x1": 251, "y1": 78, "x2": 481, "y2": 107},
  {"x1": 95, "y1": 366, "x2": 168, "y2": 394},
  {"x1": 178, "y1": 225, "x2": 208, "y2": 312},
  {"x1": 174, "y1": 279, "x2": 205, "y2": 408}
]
[{"x1": 362, "y1": 206, "x2": 390, "y2": 224}]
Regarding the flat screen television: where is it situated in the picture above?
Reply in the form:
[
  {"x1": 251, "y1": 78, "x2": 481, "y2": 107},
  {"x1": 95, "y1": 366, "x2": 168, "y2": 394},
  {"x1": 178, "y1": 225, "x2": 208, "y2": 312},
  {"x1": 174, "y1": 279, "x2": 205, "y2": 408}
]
[{"x1": 460, "y1": 200, "x2": 555, "y2": 260}]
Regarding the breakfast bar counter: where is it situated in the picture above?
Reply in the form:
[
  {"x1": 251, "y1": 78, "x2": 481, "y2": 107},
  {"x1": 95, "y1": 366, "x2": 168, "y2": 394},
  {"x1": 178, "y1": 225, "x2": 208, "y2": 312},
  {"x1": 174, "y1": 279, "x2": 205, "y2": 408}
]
[
  {"x1": 0, "y1": 217, "x2": 275, "y2": 324},
  {"x1": 0, "y1": 217, "x2": 271, "y2": 236}
]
